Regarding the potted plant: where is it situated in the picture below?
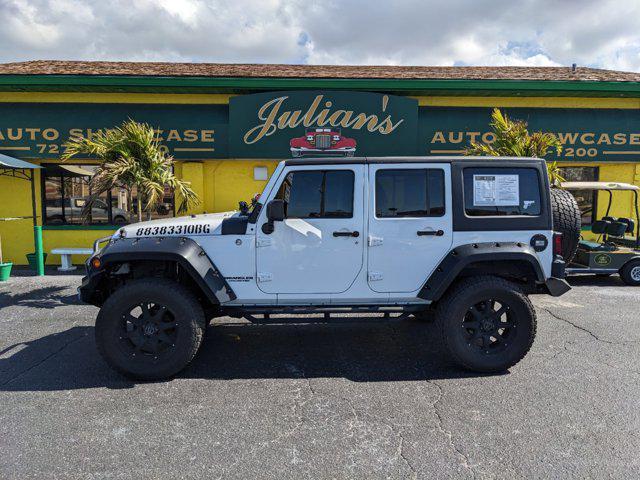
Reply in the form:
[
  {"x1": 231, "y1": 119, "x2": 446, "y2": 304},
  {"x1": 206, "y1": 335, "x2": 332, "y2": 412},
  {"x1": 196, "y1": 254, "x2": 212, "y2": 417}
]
[{"x1": 0, "y1": 219, "x2": 14, "y2": 281}]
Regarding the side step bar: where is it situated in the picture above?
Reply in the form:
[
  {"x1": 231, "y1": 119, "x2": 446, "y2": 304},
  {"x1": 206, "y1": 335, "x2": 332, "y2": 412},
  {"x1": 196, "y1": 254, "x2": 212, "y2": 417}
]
[{"x1": 220, "y1": 305, "x2": 425, "y2": 323}]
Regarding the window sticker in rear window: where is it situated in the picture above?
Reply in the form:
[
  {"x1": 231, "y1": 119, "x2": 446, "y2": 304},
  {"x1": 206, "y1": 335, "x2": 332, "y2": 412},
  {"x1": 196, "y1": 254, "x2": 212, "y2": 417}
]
[{"x1": 473, "y1": 174, "x2": 520, "y2": 206}]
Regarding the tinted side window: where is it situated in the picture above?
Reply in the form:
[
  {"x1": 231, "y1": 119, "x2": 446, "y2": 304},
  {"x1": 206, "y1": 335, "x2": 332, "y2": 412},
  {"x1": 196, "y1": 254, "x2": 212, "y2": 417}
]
[
  {"x1": 276, "y1": 170, "x2": 354, "y2": 218},
  {"x1": 463, "y1": 167, "x2": 541, "y2": 216},
  {"x1": 323, "y1": 171, "x2": 355, "y2": 217},
  {"x1": 376, "y1": 169, "x2": 445, "y2": 217}
]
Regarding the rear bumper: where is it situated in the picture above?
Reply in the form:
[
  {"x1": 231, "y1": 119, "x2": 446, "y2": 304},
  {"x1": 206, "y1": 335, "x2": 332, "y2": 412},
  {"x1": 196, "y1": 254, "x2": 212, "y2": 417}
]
[{"x1": 551, "y1": 255, "x2": 566, "y2": 279}]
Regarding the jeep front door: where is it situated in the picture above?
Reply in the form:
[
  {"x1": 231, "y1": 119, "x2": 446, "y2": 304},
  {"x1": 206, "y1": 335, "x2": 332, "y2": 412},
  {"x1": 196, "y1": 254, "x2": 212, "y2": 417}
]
[
  {"x1": 367, "y1": 164, "x2": 453, "y2": 293},
  {"x1": 256, "y1": 165, "x2": 365, "y2": 295}
]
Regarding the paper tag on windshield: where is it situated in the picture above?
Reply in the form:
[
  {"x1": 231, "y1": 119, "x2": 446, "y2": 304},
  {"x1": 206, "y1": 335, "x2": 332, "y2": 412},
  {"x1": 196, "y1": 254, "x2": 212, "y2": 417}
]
[{"x1": 473, "y1": 174, "x2": 520, "y2": 206}]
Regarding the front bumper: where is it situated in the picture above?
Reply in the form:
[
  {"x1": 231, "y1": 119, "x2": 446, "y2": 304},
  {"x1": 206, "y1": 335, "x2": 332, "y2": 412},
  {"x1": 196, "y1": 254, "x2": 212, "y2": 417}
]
[
  {"x1": 77, "y1": 238, "x2": 112, "y2": 305},
  {"x1": 78, "y1": 269, "x2": 106, "y2": 305},
  {"x1": 290, "y1": 147, "x2": 355, "y2": 157}
]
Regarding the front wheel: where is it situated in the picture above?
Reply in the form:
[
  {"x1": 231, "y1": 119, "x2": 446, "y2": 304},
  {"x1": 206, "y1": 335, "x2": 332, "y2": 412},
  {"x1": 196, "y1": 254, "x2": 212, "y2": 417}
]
[
  {"x1": 95, "y1": 278, "x2": 206, "y2": 380},
  {"x1": 620, "y1": 259, "x2": 640, "y2": 286},
  {"x1": 436, "y1": 276, "x2": 536, "y2": 373}
]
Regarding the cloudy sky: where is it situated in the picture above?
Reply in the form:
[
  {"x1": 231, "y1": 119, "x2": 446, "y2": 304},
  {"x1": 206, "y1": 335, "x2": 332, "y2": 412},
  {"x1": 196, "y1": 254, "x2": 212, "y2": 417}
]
[{"x1": 1, "y1": 0, "x2": 639, "y2": 71}]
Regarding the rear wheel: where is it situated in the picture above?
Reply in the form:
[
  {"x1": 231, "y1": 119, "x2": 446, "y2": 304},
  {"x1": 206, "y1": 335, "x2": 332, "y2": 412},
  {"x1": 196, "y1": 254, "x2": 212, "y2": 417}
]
[
  {"x1": 436, "y1": 276, "x2": 536, "y2": 373},
  {"x1": 550, "y1": 188, "x2": 581, "y2": 263},
  {"x1": 95, "y1": 278, "x2": 206, "y2": 380},
  {"x1": 620, "y1": 259, "x2": 640, "y2": 286}
]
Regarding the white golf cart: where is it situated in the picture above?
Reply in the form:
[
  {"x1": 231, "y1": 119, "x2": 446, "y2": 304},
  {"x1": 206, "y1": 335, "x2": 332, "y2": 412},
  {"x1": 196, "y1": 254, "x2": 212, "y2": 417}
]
[{"x1": 563, "y1": 181, "x2": 640, "y2": 285}]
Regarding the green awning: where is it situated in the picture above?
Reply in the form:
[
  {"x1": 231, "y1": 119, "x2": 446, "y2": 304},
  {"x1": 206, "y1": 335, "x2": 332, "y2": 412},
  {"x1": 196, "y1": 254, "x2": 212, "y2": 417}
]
[{"x1": 0, "y1": 153, "x2": 41, "y2": 170}]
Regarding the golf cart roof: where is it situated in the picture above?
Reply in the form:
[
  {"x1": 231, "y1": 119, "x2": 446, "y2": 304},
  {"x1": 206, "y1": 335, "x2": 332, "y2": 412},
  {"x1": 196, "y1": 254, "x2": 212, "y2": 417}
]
[{"x1": 561, "y1": 181, "x2": 640, "y2": 191}]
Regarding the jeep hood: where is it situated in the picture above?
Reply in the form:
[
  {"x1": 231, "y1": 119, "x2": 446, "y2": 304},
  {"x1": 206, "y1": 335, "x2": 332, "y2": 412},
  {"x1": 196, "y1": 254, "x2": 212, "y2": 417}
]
[{"x1": 115, "y1": 211, "x2": 237, "y2": 238}]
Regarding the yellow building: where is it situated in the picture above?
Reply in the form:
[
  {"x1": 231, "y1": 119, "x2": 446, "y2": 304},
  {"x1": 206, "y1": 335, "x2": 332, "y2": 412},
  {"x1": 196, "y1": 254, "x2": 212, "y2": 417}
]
[{"x1": 1, "y1": 61, "x2": 639, "y2": 265}]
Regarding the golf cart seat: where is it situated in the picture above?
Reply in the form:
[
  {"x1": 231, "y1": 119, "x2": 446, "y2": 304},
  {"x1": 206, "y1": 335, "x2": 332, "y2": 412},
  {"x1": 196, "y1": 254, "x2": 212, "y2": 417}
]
[
  {"x1": 607, "y1": 217, "x2": 639, "y2": 248},
  {"x1": 606, "y1": 220, "x2": 629, "y2": 238},
  {"x1": 591, "y1": 219, "x2": 610, "y2": 234},
  {"x1": 579, "y1": 240, "x2": 617, "y2": 251},
  {"x1": 617, "y1": 217, "x2": 636, "y2": 234},
  {"x1": 578, "y1": 219, "x2": 618, "y2": 251}
]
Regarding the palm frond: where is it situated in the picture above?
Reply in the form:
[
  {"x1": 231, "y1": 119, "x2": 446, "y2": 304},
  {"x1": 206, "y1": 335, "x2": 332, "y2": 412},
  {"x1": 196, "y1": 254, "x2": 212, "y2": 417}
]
[
  {"x1": 465, "y1": 108, "x2": 565, "y2": 186},
  {"x1": 62, "y1": 119, "x2": 200, "y2": 221}
]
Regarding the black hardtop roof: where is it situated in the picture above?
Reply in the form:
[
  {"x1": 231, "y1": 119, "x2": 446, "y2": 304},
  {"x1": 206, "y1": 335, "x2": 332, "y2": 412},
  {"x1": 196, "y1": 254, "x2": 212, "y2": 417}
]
[{"x1": 284, "y1": 156, "x2": 545, "y2": 166}]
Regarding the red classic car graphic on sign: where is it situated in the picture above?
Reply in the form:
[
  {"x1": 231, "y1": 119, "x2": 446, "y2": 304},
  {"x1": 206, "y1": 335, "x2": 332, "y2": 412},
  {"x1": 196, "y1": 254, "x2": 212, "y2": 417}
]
[{"x1": 290, "y1": 128, "x2": 357, "y2": 157}]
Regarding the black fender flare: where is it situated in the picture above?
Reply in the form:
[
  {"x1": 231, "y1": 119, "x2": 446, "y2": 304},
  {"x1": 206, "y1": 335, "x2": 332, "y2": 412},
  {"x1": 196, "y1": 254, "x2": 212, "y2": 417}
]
[
  {"x1": 417, "y1": 242, "x2": 545, "y2": 302},
  {"x1": 85, "y1": 236, "x2": 235, "y2": 305}
]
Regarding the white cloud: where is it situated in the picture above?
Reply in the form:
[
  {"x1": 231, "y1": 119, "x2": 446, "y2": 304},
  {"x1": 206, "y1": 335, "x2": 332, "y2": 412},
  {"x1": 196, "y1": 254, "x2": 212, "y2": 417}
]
[{"x1": 0, "y1": 0, "x2": 638, "y2": 71}]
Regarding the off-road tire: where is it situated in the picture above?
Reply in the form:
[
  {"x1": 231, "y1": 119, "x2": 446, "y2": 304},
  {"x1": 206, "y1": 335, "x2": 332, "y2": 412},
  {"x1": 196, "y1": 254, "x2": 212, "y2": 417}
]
[
  {"x1": 95, "y1": 278, "x2": 206, "y2": 380},
  {"x1": 436, "y1": 275, "x2": 536, "y2": 373},
  {"x1": 550, "y1": 188, "x2": 581, "y2": 263},
  {"x1": 620, "y1": 259, "x2": 640, "y2": 286}
]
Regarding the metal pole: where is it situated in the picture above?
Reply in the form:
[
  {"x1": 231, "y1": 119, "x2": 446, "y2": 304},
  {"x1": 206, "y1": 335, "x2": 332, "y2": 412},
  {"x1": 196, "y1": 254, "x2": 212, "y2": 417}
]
[
  {"x1": 634, "y1": 190, "x2": 640, "y2": 251},
  {"x1": 30, "y1": 171, "x2": 37, "y2": 227},
  {"x1": 34, "y1": 225, "x2": 44, "y2": 276}
]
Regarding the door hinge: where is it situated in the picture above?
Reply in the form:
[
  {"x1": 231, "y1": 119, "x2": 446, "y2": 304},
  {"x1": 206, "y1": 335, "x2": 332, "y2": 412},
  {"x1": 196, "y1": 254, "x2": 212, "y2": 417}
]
[
  {"x1": 256, "y1": 237, "x2": 272, "y2": 247},
  {"x1": 368, "y1": 271, "x2": 383, "y2": 282},
  {"x1": 368, "y1": 235, "x2": 383, "y2": 247},
  {"x1": 257, "y1": 272, "x2": 272, "y2": 283}
]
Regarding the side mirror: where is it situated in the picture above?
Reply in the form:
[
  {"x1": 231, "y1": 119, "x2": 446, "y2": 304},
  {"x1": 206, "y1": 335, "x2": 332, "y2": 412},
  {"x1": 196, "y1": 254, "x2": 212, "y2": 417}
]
[
  {"x1": 262, "y1": 199, "x2": 285, "y2": 234},
  {"x1": 266, "y1": 199, "x2": 285, "y2": 222}
]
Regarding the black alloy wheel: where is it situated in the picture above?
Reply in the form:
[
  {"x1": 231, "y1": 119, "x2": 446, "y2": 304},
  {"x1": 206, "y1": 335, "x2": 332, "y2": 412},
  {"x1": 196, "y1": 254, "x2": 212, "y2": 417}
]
[
  {"x1": 462, "y1": 299, "x2": 515, "y2": 355},
  {"x1": 96, "y1": 278, "x2": 206, "y2": 380},
  {"x1": 437, "y1": 275, "x2": 536, "y2": 373},
  {"x1": 119, "y1": 302, "x2": 179, "y2": 358}
]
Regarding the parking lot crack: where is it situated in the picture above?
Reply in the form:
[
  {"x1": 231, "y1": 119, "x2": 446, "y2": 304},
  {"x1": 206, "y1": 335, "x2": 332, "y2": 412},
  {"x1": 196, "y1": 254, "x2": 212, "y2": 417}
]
[
  {"x1": 543, "y1": 308, "x2": 616, "y2": 344},
  {"x1": 345, "y1": 398, "x2": 417, "y2": 479},
  {"x1": 395, "y1": 427, "x2": 417, "y2": 479},
  {"x1": 426, "y1": 379, "x2": 477, "y2": 479},
  {"x1": 215, "y1": 373, "x2": 313, "y2": 479}
]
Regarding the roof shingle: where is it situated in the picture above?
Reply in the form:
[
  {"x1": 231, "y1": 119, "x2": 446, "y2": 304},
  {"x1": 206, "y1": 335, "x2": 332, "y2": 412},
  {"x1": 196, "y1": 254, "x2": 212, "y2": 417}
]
[{"x1": 0, "y1": 60, "x2": 638, "y2": 82}]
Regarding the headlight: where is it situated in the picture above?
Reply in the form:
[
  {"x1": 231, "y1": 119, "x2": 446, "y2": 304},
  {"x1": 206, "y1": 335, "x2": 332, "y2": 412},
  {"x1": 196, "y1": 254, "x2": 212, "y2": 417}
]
[{"x1": 333, "y1": 135, "x2": 340, "y2": 141}]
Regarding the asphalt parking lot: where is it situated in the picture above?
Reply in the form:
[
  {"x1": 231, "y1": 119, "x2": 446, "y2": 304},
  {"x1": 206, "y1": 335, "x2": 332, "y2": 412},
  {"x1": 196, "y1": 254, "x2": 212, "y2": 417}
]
[{"x1": 1, "y1": 271, "x2": 639, "y2": 479}]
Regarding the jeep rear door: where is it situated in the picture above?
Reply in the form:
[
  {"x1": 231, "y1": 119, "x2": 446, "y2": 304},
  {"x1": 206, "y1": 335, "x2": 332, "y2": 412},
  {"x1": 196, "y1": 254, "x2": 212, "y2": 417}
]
[
  {"x1": 367, "y1": 163, "x2": 453, "y2": 293},
  {"x1": 255, "y1": 164, "x2": 365, "y2": 295}
]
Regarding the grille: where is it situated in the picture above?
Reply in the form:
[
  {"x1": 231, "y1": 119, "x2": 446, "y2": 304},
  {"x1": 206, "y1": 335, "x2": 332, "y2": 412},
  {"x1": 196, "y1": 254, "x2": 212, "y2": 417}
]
[{"x1": 315, "y1": 134, "x2": 331, "y2": 149}]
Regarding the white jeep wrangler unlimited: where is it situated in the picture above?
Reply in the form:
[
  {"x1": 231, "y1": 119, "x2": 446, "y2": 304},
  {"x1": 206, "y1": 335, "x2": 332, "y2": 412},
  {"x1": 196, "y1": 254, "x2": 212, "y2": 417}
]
[{"x1": 80, "y1": 157, "x2": 575, "y2": 380}]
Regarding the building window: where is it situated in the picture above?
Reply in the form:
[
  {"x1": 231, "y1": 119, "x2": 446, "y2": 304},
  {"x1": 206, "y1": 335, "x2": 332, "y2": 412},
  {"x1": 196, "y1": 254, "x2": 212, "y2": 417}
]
[
  {"x1": 463, "y1": 167, "x2": 542, "y2": 217},
  {"x1": 375, "y1": 169, "x2": 445, "y2": 217},
  {"x1": 558, "y1": 167, "x2": 598, "y2": 226},
  {"x1": 42, "y1": 164, "x2": 175, "y2": 226},
  {"x1": 275, "y1": 170, "x2": 354, "y2": 218}
]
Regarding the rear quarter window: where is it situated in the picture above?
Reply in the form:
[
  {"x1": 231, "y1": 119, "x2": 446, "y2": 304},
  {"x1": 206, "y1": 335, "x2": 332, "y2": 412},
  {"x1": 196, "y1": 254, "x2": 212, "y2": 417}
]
[{"x1": 463, "y1": 167, "x2": 541, "y2": 217}]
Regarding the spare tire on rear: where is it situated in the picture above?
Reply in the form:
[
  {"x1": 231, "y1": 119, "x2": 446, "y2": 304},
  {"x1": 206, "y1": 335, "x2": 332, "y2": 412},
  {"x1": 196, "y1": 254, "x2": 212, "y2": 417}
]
[{"x1": 550, "y1": 188, "x2": 581, "y2": 263}]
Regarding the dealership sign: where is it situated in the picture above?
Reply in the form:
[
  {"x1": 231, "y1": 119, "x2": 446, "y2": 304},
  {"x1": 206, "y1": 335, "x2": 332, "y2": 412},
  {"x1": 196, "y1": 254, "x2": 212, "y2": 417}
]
[
  {"x1": 229, "y1": 91, "x2": 418, "y2": 158},
  {"x1": 419, "y1": 107, "x2": 640, "y2": 161},
  {"x1": 0, "y1": 94, "x2": 639, "y2": 162},
  {"x1": 0, "y1": 102, "x2": 229, "y2": 160}
]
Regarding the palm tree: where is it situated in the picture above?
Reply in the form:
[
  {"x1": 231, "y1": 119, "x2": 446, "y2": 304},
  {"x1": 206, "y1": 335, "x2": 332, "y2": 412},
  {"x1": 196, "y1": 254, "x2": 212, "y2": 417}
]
[
  {"x1": 62, "y1": 120, "x2": 199, "y2": 223},
  {"x1": 465, "y1": 108, "x2": 565, "y2": 186}
]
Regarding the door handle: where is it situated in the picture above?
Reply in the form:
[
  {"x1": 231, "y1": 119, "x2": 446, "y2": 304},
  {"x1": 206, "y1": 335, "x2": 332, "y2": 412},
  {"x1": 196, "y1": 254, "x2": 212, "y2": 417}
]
[
  {"x1": 333, "y1": 230, "x2": 360, "y2": 237},
  {"x1": 417, "y1": 230, "x2": 444, "y2": 236}
]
